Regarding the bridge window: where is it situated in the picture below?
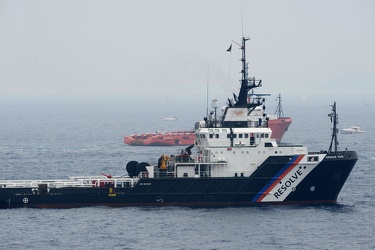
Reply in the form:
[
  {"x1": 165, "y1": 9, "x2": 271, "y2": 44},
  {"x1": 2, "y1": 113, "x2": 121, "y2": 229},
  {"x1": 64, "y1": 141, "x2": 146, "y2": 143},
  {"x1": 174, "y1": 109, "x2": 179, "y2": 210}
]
[
  {"x1": 250, "y1": 136, "x2": 255, "y2": 145},
  {"x1": 265, "y1": 142, "x2": 273, "y2": 147},
  {"x1": 308, "y1": 156, "x2": 318, "y2": 162}
]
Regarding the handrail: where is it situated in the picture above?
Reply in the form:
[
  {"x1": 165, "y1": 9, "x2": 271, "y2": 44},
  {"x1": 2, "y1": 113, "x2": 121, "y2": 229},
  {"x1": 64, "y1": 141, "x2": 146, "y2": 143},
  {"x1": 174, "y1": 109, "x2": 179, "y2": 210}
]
[{"x1": 0, "y1": 176, "x2": 138, "y2": 189}]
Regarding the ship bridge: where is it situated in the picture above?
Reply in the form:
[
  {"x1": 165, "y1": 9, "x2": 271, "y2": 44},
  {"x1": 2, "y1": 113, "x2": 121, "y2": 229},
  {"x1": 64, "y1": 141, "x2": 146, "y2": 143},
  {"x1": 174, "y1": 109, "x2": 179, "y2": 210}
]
[{"x1": 196, "y1": 127, "x2": 273, "y2": 148}]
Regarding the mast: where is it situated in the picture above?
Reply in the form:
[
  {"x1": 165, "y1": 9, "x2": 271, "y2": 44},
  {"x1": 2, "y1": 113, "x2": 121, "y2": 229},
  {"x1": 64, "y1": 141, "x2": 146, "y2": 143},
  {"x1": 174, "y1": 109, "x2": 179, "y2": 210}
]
[
  {"x1": 220, "y1": 36, "x2": 265, "y2": 128},
  {"x1": 274, "y1": 93, "x2": 285, "y2": 118},
  {"x1": 206, "y1": 65, "x2": 209, "y2": 119},
  {"x1": 235, "y1": 37, "x2": 262, "y2": 107},
  {"x1": 328, "y1": 101, "x2": 338, "y2": 154}
]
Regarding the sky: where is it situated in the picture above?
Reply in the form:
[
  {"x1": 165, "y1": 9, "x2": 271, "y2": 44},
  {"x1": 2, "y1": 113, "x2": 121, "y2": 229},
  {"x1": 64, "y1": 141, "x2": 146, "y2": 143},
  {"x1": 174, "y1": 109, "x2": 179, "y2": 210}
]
[{"x1": 1, "y1": 0, "x2": 374, "y2": 108}]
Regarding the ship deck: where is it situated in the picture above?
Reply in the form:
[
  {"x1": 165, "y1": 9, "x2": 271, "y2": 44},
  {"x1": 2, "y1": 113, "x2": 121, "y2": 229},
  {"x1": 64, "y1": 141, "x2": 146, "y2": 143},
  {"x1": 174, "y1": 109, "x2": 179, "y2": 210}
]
[{"x1": 0, "y1": 176, "x2": 137, "y2": 189}]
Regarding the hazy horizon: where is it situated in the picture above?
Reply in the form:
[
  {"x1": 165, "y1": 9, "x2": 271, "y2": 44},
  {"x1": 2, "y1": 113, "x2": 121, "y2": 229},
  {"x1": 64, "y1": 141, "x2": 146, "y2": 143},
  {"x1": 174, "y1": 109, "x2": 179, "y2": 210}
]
[{"x1": 1, "y1": 1, "x2": 374, "y2": 108}]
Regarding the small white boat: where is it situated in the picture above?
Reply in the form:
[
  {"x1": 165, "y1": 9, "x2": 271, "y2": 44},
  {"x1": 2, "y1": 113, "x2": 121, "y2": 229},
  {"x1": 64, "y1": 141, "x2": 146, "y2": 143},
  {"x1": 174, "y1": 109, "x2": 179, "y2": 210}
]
[
  {"x1": 162, "y1": 97, "x2": 177, "y2": 121},
  {"x1": 341, "y1": 126, "x2": 366, "y2": 134},
  {"x1": 162, "y1": 116, "x2": 178, "y2": 121}
]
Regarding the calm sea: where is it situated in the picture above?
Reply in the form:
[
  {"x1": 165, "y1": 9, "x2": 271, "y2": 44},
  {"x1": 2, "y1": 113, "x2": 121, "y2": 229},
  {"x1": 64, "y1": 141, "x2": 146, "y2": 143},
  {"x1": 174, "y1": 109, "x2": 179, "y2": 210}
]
[{"x1": 0, "y1": 100, "x2": 374, "y2": 249}]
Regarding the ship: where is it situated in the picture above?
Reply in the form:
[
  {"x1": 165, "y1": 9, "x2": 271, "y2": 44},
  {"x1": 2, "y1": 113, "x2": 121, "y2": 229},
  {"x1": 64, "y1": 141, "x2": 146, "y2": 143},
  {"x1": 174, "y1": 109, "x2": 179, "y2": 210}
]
[
  {"x1": 0, "y1": 36, "x2": 357, "y2": 208},
  {"x1": 269, "y1": 93, "x2": 292, "y2": 143},
  {"x1": 162, "y1": 116, "x2": 178, "y2": 121},
  {"x1": 341, "y1": 126, "x2": 366, "y2": 134},
  {"x1": 124, "y1": 94, "x2": 292, "y2": 146},
  {"x1": 124, "y1": 130, "x2": 196, "y2": 146}
]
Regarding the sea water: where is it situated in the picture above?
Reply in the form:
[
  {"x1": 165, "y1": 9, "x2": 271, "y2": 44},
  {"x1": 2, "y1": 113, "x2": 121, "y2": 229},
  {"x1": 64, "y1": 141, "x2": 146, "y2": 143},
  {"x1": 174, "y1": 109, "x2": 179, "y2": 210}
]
[{"x1": 0, "y1": 100, "x2": 374, "y2": 250}]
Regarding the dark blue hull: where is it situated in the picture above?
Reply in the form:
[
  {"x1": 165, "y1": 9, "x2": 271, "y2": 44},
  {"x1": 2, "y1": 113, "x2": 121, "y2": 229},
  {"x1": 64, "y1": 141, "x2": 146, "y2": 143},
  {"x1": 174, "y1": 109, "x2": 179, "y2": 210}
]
[{"x1": 0, "y1": 151, "x2": 357, "y2": 208}]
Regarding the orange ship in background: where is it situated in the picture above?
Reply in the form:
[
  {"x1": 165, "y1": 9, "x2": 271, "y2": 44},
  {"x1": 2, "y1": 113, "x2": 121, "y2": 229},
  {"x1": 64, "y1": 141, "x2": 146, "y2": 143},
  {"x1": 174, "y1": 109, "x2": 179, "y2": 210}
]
[
  {"x1": 255, "y1": 93, "x2": 292, "y2": 144},
  {"x1": 124, "y1": 94, "x2": 292, "y2": 146},
  {"x1": 124, "y1": 130, "x2": 196, "y2": 146}
]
